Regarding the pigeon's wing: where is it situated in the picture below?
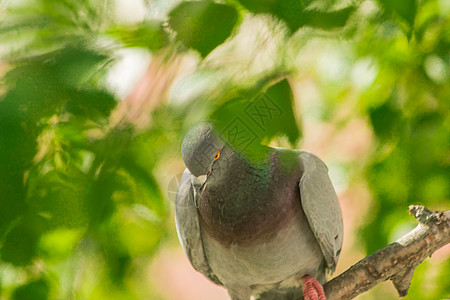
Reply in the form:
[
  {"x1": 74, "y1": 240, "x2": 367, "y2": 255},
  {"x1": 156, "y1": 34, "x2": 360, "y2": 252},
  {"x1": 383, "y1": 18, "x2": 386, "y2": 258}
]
[
  {"x1": 298, "y1": 151, "x2": 343, "y2": 273},
  {"x1": 175, "y1": 169, "x2": 222, "y2": 285}
]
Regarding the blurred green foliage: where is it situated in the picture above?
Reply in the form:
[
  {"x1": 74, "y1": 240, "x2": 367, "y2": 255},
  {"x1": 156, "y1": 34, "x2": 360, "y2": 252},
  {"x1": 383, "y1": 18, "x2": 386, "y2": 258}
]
[
  {"x1": 0, "y1": 0, "x2": 448, "y2": 299},
  {"x1": 169, "y1": 0, "x2": 239, "y2": 57}
]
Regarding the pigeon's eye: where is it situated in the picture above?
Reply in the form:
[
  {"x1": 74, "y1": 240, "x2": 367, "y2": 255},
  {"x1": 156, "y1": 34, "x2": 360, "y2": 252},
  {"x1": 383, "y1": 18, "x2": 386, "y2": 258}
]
[{"x1": 214, "y1": 150, "x2": 221, "y2": 161}]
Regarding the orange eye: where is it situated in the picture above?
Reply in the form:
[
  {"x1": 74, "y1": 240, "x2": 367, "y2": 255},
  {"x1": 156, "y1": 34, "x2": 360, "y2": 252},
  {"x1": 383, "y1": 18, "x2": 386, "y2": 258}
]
[{"x1": 214, "y1": 150, "x2": 221, "y2": 161}]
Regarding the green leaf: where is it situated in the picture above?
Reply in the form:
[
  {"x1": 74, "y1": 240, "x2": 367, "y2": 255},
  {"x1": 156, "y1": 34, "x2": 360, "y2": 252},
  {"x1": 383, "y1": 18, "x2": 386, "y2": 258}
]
[
  {"x1": 378, "y1": 0, "x2": 417, "y2": 28},
  {"x1": 108, "y1": 21, "x2": 169, "y2": 51},
  {"x1": 66, "y1": 89, "x2": 117, "y2": 120},
  {"x1": 117, "y1": 130, "x2": 169, "y2": 215},
  {"x1": 236, "y1": 0, "x2": 278, "y2": 12},
  {"x1": 119, "y1": 157, "x2": 165, "y2": 213},
  {"x1": 27, "y1": 168, "x2": 90, "y2": 229},
  {"x1": 2, "y1": 66, "x2": 62, "y2": 121},
  {"x1": 102, "y1": 246, "x2": 132, "y2": 284},
  {"x1": 38, "y1": 228, "x2": 83, "y2": 261},
  {"x1": 261, "y1": 79, "x2": 301, "y2": 144},
  {"x1": 12, "y1": 279, "x2": 50, "y2": 300},
  {"x1": 0, "y1": 17, "x2": 51, "y2": 35},
  {"x1": 108, "y1": 204, "x2": 166, "y2": 257},
  {"x1": 2, "y1": 45, "x2": 111, "y2": 123},
  {"x1": 237, "y1": 0, "x2": 353, "y2": 32},
  {"x1": 0, "y1": 100, "x2": 36, "y2": 235},
  {"x1": 305, "y1": 6, "x2": 356, "y2": 30},
  {"x1": 272, "y1": 0, "x2": 310, "y2": 32},
  {"x1": 2, "y1": 223, "x2": 40, "y2": 266},
  {"x1": 369, "y1": 98, "x2": 402, "y2": 141},
  {"x1": 52, "y1": 45, "x2": 109, "y2": 88},
  {"x1": 85, "y1": 167, "x2": 118, "y2": 226},
  {"x1": 238, "y1": 0, "x2": 307, "y2": 32},
  {"x1": 212, "y1": 79, "x2": 301, "y2": 158},
  {"x1": 169, "y1": 0, "x2": 239, "y2": 57}
]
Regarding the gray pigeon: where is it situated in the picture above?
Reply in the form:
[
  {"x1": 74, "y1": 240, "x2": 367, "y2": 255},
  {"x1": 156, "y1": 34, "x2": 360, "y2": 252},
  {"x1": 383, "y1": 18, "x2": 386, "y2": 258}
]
[{"x1": 175, "y1": 123, "x2": 343, "y2": 300}]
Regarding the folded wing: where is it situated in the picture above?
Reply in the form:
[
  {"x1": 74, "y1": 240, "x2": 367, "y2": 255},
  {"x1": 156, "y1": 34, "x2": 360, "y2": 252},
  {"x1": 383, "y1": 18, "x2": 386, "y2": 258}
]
[
  {"x1": 298, "y1": 151, "x2": 343, "y2": 273},
  {"x1": 175, "y1": 169, "x2": 222, "y2": 285}
]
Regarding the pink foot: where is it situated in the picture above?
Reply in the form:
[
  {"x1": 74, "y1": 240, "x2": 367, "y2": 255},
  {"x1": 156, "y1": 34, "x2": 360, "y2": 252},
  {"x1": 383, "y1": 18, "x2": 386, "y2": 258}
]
[{"x1": 301, "y1": 275, "x2": 326, "y2": 300}]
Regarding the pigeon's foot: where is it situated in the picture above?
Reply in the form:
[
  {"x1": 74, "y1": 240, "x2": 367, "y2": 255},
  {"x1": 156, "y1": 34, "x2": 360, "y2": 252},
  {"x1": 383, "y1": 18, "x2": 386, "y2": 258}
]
[{"x1": 301, "y1": 275, "x2": 326, "y2": 300}]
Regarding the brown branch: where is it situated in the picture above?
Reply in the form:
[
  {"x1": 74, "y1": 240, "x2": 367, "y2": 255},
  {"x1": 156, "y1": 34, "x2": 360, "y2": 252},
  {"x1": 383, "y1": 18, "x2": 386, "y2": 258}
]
[{"x1": 300, "y1": 205, "x2": 450, "y2": 300}]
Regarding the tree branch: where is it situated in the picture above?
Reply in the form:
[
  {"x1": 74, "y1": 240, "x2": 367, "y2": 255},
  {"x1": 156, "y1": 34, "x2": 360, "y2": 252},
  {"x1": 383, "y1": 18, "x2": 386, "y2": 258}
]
[{"x1": 299, "y1": 205, "x2": 450, "y2": 300}]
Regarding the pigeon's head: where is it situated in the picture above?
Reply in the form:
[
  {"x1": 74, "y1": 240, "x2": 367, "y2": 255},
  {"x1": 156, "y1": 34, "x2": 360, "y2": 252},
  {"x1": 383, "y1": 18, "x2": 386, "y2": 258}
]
[{"x1": 181, "y1": 123, "x2": 225, "y2": 177}]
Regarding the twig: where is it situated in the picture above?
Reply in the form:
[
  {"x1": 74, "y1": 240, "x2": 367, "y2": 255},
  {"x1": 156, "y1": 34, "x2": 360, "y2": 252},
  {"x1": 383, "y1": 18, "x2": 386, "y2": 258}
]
[{"x1": 299, "y1": 205, "x2": 450, "y2": 300}]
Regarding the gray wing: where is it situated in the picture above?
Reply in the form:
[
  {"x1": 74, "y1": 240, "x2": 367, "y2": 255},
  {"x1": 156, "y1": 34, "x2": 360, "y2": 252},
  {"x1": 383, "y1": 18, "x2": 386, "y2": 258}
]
[
  {"x1": 298, "y1": 151, "x2": 343, "y2": 273},
  {"x1": 174, "y1": 169, "x2": 222, "y2": 285}
]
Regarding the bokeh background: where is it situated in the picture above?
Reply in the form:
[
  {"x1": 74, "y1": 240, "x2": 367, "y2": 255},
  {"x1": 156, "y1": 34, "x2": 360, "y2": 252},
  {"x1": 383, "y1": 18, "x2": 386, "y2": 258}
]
[{"x1": 0, "y1": 0, "x2": 449, "y2": 299}]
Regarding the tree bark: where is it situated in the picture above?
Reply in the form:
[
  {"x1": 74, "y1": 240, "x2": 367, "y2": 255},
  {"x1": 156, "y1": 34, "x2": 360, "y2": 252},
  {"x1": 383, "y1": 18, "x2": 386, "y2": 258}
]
[{"x1": 299, "y1": 205, "x2": 450, "y2": 300}]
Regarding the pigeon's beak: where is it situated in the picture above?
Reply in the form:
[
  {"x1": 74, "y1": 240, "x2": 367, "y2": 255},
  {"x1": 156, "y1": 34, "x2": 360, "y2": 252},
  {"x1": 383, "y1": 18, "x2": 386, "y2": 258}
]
[{"x1": 191, "y1": 174, "x2": 208, "y2": 208}]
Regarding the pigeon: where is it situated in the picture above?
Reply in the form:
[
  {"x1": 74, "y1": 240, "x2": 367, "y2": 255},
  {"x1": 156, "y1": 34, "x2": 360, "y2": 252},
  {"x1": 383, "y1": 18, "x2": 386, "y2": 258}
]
[{"x1": 175, "y1": 123, "x2": 343, "y2": 300}]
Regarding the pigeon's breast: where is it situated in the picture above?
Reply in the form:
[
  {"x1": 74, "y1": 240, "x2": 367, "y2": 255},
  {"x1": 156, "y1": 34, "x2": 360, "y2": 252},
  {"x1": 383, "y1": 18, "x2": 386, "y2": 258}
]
[
  {"x1": 197, "y1": 164, "x2": 303, "y2": 247},
  {"x1": 200, "y1": 194, "x2": 325, "y2": 288}
]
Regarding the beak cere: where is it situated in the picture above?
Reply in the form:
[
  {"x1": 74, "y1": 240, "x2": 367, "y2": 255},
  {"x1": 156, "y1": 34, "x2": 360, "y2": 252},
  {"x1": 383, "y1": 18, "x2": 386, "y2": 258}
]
[{"x1": 191, "y1": 174, "x2": 208, "y2": 208}]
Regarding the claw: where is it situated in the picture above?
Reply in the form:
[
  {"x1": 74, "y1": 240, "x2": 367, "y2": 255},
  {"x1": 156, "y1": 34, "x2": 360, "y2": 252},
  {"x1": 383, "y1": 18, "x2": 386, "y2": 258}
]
[{"x1": 301, "y1": 275, "x2": 326, "y2": 300}]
